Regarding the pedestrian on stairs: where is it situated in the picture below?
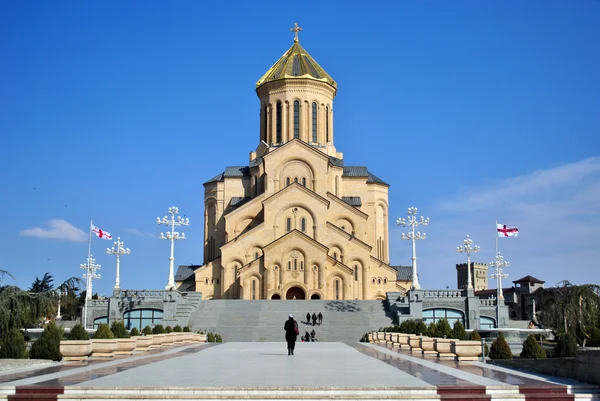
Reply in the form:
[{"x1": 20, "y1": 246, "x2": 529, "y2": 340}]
[
  {"x1": 312, "y1": 313, "x2": 317, "y2": 326},
  {"x1": 318, "y1": 312, "x2": 323, "y2": 325},
  {"x1": 306, "y1": 312, "x2": 311, "y2": 324},
  {"x1": 284, "y1": 314, "x2": 298, "y2": 355}
]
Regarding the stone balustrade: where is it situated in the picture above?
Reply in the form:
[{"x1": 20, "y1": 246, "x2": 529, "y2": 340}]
[
  {"x1": 479, "y1": 299, "x2": 496, "y2": 307},
  {"x1": 422, "y1": 289, "x2": 464, "y2": 298}
]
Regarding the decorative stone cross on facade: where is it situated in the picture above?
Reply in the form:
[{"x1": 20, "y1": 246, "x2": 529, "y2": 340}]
[{"x1": 291, "y1": 22, "x2": 302, "y2": 43}]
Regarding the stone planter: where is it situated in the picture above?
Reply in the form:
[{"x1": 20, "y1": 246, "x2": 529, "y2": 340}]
[
  {"x1": 390, "y1": 333, "x2": 400, "y2": 349},
  {"x1": 91, "y1": 339, "x2": 118, "y2": 357},
  {"x1": 134, "y1": 336, "x2": 153, "y2": 352},
  {"x1": 435, "y1": 338, "x2": 455, "y2": 359},
  {"x1": 162, "y1": 333, "x2": 176, "y2": 346},
  {"x1": 60, "y1": 340, "x2": 93, "y2": 361},
  {"x1": 182, "y1": 333, "x2": 193, "y2": 343},
  {"x1": 397, "y1": 333, "x2": 410, "y2": 349},
  {"x1": 172, "y1": 333, "x2": 185, "y2": 344},
  {"x1": 368, "y1": 332, "x2": 375, "y2": 343},
  {"x1": 376, "y1": 332, "x2": 387, "y2": 343},
  {"x1": 150, "y1": 334, "x2": 166, "y2": 349},
  {"x1": 385, "y1": 332, "x2": 394, "y2": 344},
  {"x1": 420, "y1": 337, "x2": 437, "y2": 355},
  {"x1": 452, "y1": 340, "x2": 482, "y2": 361},
  {"x1": 408, "y1": 335, "x2": 423, "y2": 353},
  {"x1": 196, "y1": 333, "x2": 207, "y2": 343},
  {"x1": 115, "y1": 338, "x2": 136, "y2": 355}
]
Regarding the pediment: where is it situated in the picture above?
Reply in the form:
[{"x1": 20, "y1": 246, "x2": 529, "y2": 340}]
[{"x1": 262, "y1": 182, "x2": 330, "y2": 209}]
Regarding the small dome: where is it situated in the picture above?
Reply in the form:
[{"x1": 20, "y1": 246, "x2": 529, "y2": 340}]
[{"x1": 256, "y1": 42, "x2": 336, "y2": 90}]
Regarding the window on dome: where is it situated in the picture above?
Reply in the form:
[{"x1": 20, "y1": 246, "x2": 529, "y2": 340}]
[
  {"x1": 276, "y1": 102, "x2": 282, "y2": 143},
  {"x1": 312, "y1": 102, "x2": 317, "y2": 142},
  {"x1": 293, "y1": 101, "x2": 300, "y2": 138}
]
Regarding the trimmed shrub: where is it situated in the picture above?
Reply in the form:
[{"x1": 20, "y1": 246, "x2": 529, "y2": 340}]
[
  {"x1": 435, "y1": 319, "x2": 452, "y2": 338},
  {"x1": 142, "y1": 326, "x2": 153, "y2": 336},
  {"x1": 93, "y1": 324, "x2": 114, "y2": 339},
  {"x1": 359, "y1": 332, "x2": 369, "y2": 342},
  {"x1": 173, "y1": 325, "x2": 182, "y2": 332},
  {"x1": 165, "y1": 326, "x2": 173, "y2": 333},
  {"x1": 427, "y1": 322, "x2": 439, "y2": 338},
  {"x1": 555, "y1": 333, "x2": 577, "y2": 358},
  {"x1": 207, "y1": 332, "x2": 214, "y2": 342},
  {"x1": 489, "y1": 332, "x2": 512, "y2": 359},
  {"x1": 130, "y1": 327, "x2": 140, "y2": 337},
  {"x1": 0, "y1": 328, "x2": 27, "y2": 359},
  {"x1": 415, "y1": 321, "x2": 428, "y2": 336},
  {"x1": 469, "y1": 330, "x2": 481, "y2": 341},
  {"x1": 29, "y1": 321, "x2": 63, "y2": 361},
  {"x1": 520, "y1": 334, "x2": 546, "y2": 359},
  {"x1": 452, "y1": 321, "x2": 468, "y2": 340},
  {"x1": 152, "y1": 324, "x2": 166, "y2": 334},
  {"x1": 68, "y1": 323, "x2": 89, "y2": 340},
  {"x1": 215, "y1": 334, "x2": 223, "y2": 342},
  {"x1": 183, "y1": 326, "x2": 191, "y2": 332},
  {"x1": 110, "y1": 321, "x2": 130, "y2": 339}
]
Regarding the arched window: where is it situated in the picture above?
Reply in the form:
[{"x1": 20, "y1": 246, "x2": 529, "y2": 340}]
[
  {"x1": 301, "y1": 261, "x2": 304, "y2": 270},
  {"x1": 422, "y1": 308, "x2": 466, "y2": 327},
  {"x1": 301, "y1": 218, "x2": 306, "y2": 232},
  {"x1": 333, "y1": 252, "x2": 337, "y2": 261},
  {"x1": 384, "y1": 278, "x2": 387, "y2": 284},
  {"x1": 293, "y1": 100, "x2": 300, "y2": 138},
  {"x1": 286, "y1": 177, "x2": 290, "y2": 186},
  {"x1": 294, "y1": 259, "x2": 297, "y2": 270},
  {"x1": 122, "y1": 309, "x2": 163, "y2": 331},
  {"x1": 302, "y1": 177, "x2": 306, "y2": 186},
  {"x1": 354, "y1": 265, "x2": 358, "y2": 281},
  {"x1": 255, "y1": 252, "x2": 259, "y2": 259},
  {"x1": 294, "y1": 177, "x2": 298, "y2": 183},
  {"x1": 335, "y1": 279, "x2": 340, "y2": 300},
  {"x1": 254, "y1": 176, "x2": 258, "y2": 196},
  {"x1": 263, "y1": 106, "x2": 268, "y2": 142},
  {"x1": 311, "y1": 102, "x2": 318, "y2": 142},
  {"x1": 93, "y1": 316, "x2": 108, "y2": 329},
  {"x1": 325, "y1": 106, "x2": 329, "y2": 142},
  {"x1": 480, "y1": 316, "x2": 496, "y2": 329},
  {"x1": 275, "y1": 102, "x2": 282, "y2": 143},
  {"x1": 288, "y1": 261, "x2": 291, "y2": 270},
  {"x1": 377, "y1": 278, "x2": 381, "y2": 284},
  {"x1": 252, "y1": 280, "x2": 257, "y2": 300},
  {"x1": 286, "y1": 217, "x2": 291, "y2": 232}
]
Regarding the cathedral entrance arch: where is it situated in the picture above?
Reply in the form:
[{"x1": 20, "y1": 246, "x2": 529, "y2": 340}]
[
  {"x1": 310, "y1": 293, "x2": 321, "y2": 300},
  {"x1": 271, "y1": 294, "x2": 281, "y2": 300},
  {"x1": 286, "y1": 286, "x2": 306, "y2": 300}
]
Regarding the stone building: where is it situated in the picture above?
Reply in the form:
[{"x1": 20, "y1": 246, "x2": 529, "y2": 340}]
[
  {"x1": 456, "y1": 262, "x2": 489, "y2": 291},
  {"x1": 175, "y1": 31, "x2": 410, "y2": 300}
]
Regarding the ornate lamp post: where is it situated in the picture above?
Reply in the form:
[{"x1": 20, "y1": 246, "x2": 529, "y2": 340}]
[
  {"x1": 490, "y1": 251, "x2": 510, "y2": 328},
  {"x1": 157, "y1": 206, "x2": 189, "y2": 290},
  {"x1": 80, "y1": 256, "x2": 101, "y2": 329},
  {"x1": 106, "y1": 237, "x2": 131, "y2": 292},
  {"x1": 396, "y1": 207, "x2": 430, "y2": 290},
  {"x1": 456, "y1": 235, "x2": 480, "y2": 290}
]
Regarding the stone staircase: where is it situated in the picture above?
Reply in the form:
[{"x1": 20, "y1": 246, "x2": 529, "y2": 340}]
[{"x1": 188, "y1": 300, "x2": 395, "y2": 342}]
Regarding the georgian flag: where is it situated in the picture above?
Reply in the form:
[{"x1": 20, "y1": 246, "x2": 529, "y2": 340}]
[
  {"x1": 92, "y1": 225, "x2": 112, "y2": 240},
  {"x1": 497, "y1": 224, "x2": 519, "y2": 237}
]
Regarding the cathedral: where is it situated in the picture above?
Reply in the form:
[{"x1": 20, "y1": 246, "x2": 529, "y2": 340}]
[{"x1": 175, "y1": 26, "x2": 412, "y2": 300}]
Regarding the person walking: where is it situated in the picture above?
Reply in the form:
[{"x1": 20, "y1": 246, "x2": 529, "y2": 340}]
[
  {"x1": 284, "y1": 314, "x2": 298, "y2": 355},
  {"x1": 317, "y1": 312, "x2": 323, "y2": 325},
  {"x1": 306, "y1": 312, "x2": 311, "y2": 324},
  {"x1": 312, "y1": 313, "x2": 317, "y2": 326}
]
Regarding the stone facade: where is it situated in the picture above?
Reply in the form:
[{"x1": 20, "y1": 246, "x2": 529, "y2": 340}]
[
  {"x1": 456, "y1": 262, "x2": 488, "y2": 291},
  {"x1": 178, "y1": 37, "x2": 410, "y2": 300}
]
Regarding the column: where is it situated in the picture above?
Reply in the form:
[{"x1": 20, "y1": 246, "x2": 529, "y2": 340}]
[
  {"x1": 319, "y1": 104, "x2": 326, "y2": 145},
  {"x1": 270, "y1": 104, "x2": 276, "y2": 145}
]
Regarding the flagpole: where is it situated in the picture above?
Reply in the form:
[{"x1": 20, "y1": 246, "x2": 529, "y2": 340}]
[
  {"x1": 495, "y1": 220, "x2": 499, "y2": 329},
  {"x1": 83, "y1": 221, "x2": 92, "y2": 330}
]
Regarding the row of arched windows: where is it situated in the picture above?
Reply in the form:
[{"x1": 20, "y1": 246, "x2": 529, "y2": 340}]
[
  {"x1": 265, "y1": 101, "x2": 331, "y2": 144},
  {"x1": 286, "y1": 177, "x2": 306, "y2": 186},
  {"x1": 286, "y1": 217, "x2": 307, "y2": 232},
  {"x1": 287, "y1": 260, "x2": 304, "y2": 271},
  {"x1": 371, "y1": 277, "x2": 388, "y2": 284}
]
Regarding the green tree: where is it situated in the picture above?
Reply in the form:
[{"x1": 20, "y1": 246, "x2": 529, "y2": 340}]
[
  {"x1": 68, "y1": 323, "x2": 89, "y2": 340},
  {"x1": 520, "y1": 334, "x2": 546, "y2": 359},
  {"x1": 488, "y1": 332, "x2": 512, "y2": 359},
  {"x1": 452, "y1": 321, "x2": 468, "y2": 340},
  {"x1": 152, "y1": 324, "x2": 166, "y2": 334},
  {"x1": 427, "y1": 322, "x2": 439, "y2": 338},
  {"x1": 29, "y1": 321, "x2": 63, "y2": 361},
  {"x1": 435, "y1": 319, "x2": 452, "y2": 338},
  {"x1": 110, "y1": 321, "x2": 130, "y2": 339},
  {"x1": 0, "y1": 328, "x2": 27, "y2": 359},
  {"x1": 93, "y1": 324, "x2": 114, "y2": 339},
  {"x1": 555, "y1": 333, "x2": 578, "y2": 358},
  {"x1": 142, "y1": 326, "x2": 153, "y2": 336},
  {"x1": 183, "y1": 326, "x2": 191, "y2": 332},
  {"x1": 29, "y1": 273, "x2": 55, "y2": 293},
  {"x1": 130, "y1": 327, "x2": 140, "y2": 337},
  {"x1": 173, "y1": 325, "x2": 183, "y2": 332},
  {"x1": 415, "y1": 321, "x2": 428, "y2": 336}
]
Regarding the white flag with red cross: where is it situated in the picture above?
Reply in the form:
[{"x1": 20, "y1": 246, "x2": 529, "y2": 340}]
[
  {"x1": 92, "y1": 224, "x2": 112, "y2": 240},
  {"x1": 497, "y1": 223, "x2": 519, "y2": 237}
]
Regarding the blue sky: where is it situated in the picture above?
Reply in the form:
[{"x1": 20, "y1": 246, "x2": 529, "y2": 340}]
[{"x1": 1, "y1": 1, "x2": 598, "y2": 295}]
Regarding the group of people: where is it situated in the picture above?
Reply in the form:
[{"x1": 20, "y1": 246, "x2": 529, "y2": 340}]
[
  {"x1": 284, "y1": 312, "x2": 324, "y2": 355},
  {"x1": 306, "y1": 312, "x2": 323, "y2": 326}
]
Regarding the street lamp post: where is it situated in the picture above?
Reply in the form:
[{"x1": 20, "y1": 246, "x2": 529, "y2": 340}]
[
  {"x1": 456, "y1": 235, "x2": 481, "y2": 290},
  {"x1": 80, "y1": 256, "x2": 101, "y2": 329},
  {"x1": 490, "y1": 251, "x2": 510, "y2": 328},
  {"x1": 157, "y1": 206, "x2": 189, "y2": 290},
  {"x1": 396, "y1": 207, "x2": 430, "y2": 290},
  {"x1": 106, "y1": 237, "x2": 131, "y2": 292}
]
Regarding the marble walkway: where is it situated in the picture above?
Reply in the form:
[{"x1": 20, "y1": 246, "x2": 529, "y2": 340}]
[{"x1": 0, "y1": 342, "x2": 598, "y2": 400}]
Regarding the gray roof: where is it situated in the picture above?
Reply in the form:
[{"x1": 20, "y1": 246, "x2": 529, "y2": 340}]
[
  {"x1": 249, "y1": 157, "x2": 263, "y2": 168},
  {"x1": 231, "y1": 197, "x2": 251, "y2": 207},
  {"x1": 391, "y1": 265, "x2": 413, "y2": 281},
  {"x1": 175, "y1": 264, "x2": 201, "y2": 281},
  {"x1": 342, "y1": 196, "x2": 362, "y2": 207},
  {"x1": 224, "y1": 166, "x2": 250, "y2": 177},
  {"x1": 367, "y1": 172, "x2": 389, "y2": 186},
  {"x1": 343, "y1": 166, "x2": 369, "y2": 177},
  {"x1": 203, "y1": 172, "x2": 224, "y2": 185},
  {"x1": 329, "y1": 156, "x2": 344, "y2": 167}
]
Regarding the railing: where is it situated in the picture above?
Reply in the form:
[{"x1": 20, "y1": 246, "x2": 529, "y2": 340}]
[
  {"x1": 422, "y1": 290, "x2": 464, "y2": 298},
  {"x1": 89, "y1": 299, "x2": 109, "y2": 306},
  {"x1": 120, "y1": 290, "x2": 168, "y2": 298},
  {"x1": 479, "y1": 299, "x2": 497, "y2": 307}
]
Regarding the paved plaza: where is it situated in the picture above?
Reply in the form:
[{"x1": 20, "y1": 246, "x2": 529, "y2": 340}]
[{"x1": 0, "y1": 342, "x2": 598, "y2": 400}]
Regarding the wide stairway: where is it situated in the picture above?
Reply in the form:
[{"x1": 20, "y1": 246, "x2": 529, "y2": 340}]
[{"x1": 188, "y1": 300, "x2": 395, "y2": 342}]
